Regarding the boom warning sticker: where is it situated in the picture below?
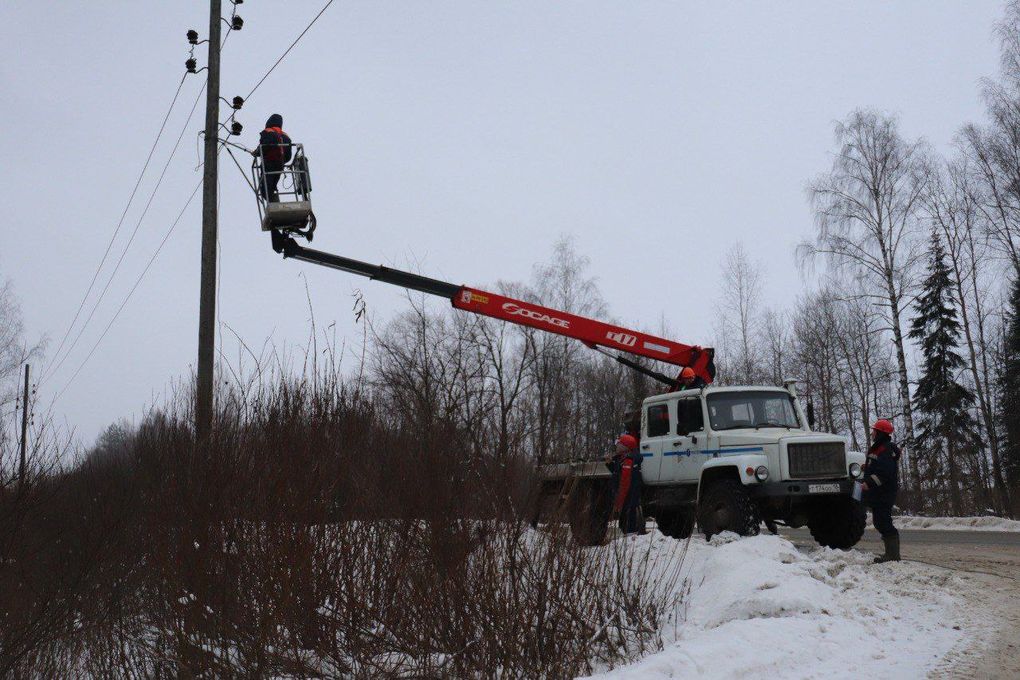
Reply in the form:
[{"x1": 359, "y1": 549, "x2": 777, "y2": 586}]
[{"x1": 643, "y1": 341, "x2": 671, "y2": 354}]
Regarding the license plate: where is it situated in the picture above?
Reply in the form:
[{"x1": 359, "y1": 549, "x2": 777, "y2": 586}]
[{"x1": 808, "y1": 483, "x2": 840, "y2": 494}]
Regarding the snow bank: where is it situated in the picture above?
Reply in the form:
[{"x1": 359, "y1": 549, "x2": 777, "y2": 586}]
[
  {"x1": 584, "y1": 531, "x2": 968, "y2": 680},
  {"x1": 893, "y1": 514, "x2": 1020, "y2": 532}
]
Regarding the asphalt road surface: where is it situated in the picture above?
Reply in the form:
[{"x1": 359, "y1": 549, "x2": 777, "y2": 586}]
[{"x1": 783, "y1": 526, "x2": 1020, "y2": 679}]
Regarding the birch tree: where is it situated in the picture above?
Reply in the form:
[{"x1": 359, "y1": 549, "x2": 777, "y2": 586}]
[
  {"x1": 801, "y1": 110, "x2": 928, "y2": 495},
  {"x1": 717, "y1": 242, "x2": 763, "y2": 384},
  {"x1": 961, "y1": 1, "x2": 1020, "y2": 275}
]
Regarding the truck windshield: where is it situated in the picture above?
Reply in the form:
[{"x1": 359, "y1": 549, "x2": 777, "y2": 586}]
[{"x1": 707, "y1": 391, "x2": 801, "y2": 431}]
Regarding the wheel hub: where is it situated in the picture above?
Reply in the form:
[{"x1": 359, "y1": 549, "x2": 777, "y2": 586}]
[{"x1": 712, "y1": 503, "x2": 731, "y2": 528}]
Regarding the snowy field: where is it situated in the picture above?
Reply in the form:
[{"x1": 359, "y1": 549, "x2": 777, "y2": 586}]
[
  {"x1": 892, "y1": 514, "x2": 1020, "y2": 532},
  {"x1": 585, "y1": 530, "x2": 975, "y2": 680}
]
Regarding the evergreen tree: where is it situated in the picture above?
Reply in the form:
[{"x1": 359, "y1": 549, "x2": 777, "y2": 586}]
[
  {"x1": 999, "y1": 273, "x2": 1020, "y2": 517},
  {"x1": 909, "y1": 231, "x2": 977, "y2": 515}
]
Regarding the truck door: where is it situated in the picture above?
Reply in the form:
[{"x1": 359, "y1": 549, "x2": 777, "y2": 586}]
[
  {"x1": 640, "y1": 402, "x2": 672, "y2": 483},
  {"x1": 663, "y1": 396, "x2": 709, "y2": 483}
]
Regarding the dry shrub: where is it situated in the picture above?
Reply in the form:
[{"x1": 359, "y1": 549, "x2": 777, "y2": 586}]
[{"x1": 2, "y1": 370, "x2": 686, "y2": 678}]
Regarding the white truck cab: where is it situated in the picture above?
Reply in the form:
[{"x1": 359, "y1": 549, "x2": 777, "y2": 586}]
[{"x1": 539, "y1": 382, "x2": 867, "y2": 547}]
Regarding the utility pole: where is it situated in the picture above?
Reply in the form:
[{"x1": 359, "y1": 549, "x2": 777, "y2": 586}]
[
  {"x1": 19, "y1": 364, "x2": 29, "y2": 487},
  {"x1": 196, "y1": 0, "x2": 222, "y2": 441}
]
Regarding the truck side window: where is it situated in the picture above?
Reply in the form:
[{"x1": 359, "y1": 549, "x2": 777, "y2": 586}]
[
  {"x1": 676, "y1": 399, "x2": 704, "y2": 435},
  {"x1": 646, "y1": 404, "x2": 670, "y2": 437}
]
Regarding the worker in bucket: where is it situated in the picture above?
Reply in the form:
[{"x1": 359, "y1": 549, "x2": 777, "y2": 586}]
[
  {"x1": 861, "y1": 419, "x2": 901, "y2": 563},
  {"x1": 608, "y1": 434, "x2": 645, "y2": 536},
  {"x1": 252, "y1": 113, "x2": 292, "y2": 202}
]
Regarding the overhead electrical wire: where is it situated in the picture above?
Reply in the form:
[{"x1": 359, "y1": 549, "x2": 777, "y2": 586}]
[
  {"x1": 40, "y1": 73, "x2": 190, "y2": 383},
  {"x1": 243, "y1": 0, "x2": 336, "y2": 102},
  {"x1": 41, "y1": 80, "x2": 208, "y2": 387},
  {"x1": 47, "y1": 0, "x2": 335, "y2": 404},
  {"x1": 49, "y1": 177, "x2": 205, "y2": 409},
  {"x1": 44, "y1": 12, "x2": 241, "y2": 389}
]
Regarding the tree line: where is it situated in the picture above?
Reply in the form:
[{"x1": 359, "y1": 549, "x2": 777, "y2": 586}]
[
  {"x1": 8, "y1": 7, "x2": 1020, "y2": 524},
  {"x1": 366, "y1": 4, "x2": 1020, "y2": 519},
  {"x1": 718, "y1": 5, "x2": 1020, "y2": 517}
]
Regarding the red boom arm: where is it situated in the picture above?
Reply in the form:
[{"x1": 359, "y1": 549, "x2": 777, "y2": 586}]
[
  {"x1": 275, "y1": 236, "x2": 715, "y2": 386},
  {"x1": 452, "y1": 287, "x2": 714, "y2": 385}
]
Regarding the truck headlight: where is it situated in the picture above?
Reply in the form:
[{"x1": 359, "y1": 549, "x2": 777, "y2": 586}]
[
  {"x1": 754, "y1": 465, "x2": 769, "y2": 482},
  {"x1": 849, "y1": 462, "x2": 862, "y2": 479}
]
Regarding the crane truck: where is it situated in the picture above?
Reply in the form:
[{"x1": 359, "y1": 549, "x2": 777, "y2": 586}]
[{"x1": 251, "y1": 145, "x2": 867, "y2": 549}]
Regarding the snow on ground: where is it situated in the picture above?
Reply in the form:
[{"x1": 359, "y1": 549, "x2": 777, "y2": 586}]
[
  {"x1": 584, "y1": 531, "x2": 971, "y2": 680},
  {"x1": 892, "y1": 514, "x2": 1020, "y2": 532}
]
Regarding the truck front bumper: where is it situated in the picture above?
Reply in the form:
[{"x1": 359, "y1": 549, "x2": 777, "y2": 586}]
[{"x1": 749, "y1": 479, "x2": 854, "y2": 498}]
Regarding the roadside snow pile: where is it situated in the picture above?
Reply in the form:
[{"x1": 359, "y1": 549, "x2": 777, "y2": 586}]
[
  {"x1": 585, "y1": 532, "x2": 968, "y2": 680},
  {"x1": 894, "y1": 514, "x2": 1020, "y2": 532}
]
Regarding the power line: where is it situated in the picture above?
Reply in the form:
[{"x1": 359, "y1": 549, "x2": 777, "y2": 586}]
[
  {"x1": 41, "y1": 80, "x2": 207, "y2": 387},
  {"x1": 47, "y1": 0, "x2": 334, "y2": 407},
  {"x1": 41, "y1": 73, "x2": 190, "y2": 383},
  {"x1": 50, "y1": 177, "x2": 206, "y2": 407},
  {"x1": 45, "y1": 13, "x2": 244, "y2": 388},
  {"x1": 244, "y1": 0, "x2": 336, "y2": 101},
  {"x1": 204, "y1": 0, "x2": 336, "y2": 190}
]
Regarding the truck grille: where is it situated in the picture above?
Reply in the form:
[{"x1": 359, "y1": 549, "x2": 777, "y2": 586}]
[{"x1": 787, "y1": 442, "x2": 845, "y2": 479}]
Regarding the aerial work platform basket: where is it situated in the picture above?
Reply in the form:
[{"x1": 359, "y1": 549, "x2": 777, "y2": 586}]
[{"x1": 251, "y1": 142, "x2": 315, "y2": 239}]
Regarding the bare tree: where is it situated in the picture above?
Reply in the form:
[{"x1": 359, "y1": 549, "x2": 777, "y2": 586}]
[
  {"x1": 790, "y1": 286, "x2": 900, "y2": 457},
  {"x1": 527, "y1": 236, "x2": 608, "y2": 463},
  {"x1": 471, "y1": 301, "x2": 535, "y2": 462},
  {"x1": 792, "y1": 289, "x2": 844, "y2": 436},
  {"x1": 801, "y1": 110, "x2": 928, "y2": 494},
  {"x1": 961, "y1": 1, "x2": 1020, "y2": 275},
  {"x1": 717, "y1": 242, "x2": 763, "y2": 384},
  {"x1": 370, "y1": 294, "x2": 485, "y2": 454},
  {"x1": 0, "y1": 279, "x2": 45, "y2": 447},
  {"x1": 760, "y1": 309, "x2": 790, "y2": 386}
]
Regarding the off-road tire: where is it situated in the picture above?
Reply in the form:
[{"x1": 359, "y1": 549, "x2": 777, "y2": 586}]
[
  {"x1": 656, "y1": 509, "x2": 696, "y2": 539},
  {"x1": 698, "y1": 480, "x2": 761, "y2": 541},
  {"x1": 807, "y1": 497, "x2": 866, "y2": 549},
  {"x1": 568, "y1": 480, "x2": 611, "y2": 546}
]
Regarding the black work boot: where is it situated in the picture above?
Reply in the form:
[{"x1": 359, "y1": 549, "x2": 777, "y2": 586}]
[{"x1": 874, "y1": 534, "x2": 901, "y2": 563}]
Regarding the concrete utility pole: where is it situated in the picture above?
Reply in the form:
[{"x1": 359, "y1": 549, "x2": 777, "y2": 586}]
[
  {"x1": 19, "y1": 364, "x2": 29, "y2": 486},
  {"x1": 196, "y1": 0, "x2": 222, "y2": 440}
]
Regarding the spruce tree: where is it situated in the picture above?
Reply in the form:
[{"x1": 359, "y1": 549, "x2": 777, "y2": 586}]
[
  {"x1": 999, "y1": 273, "x2": 1020, "y2": 517},
  {"x1": 909, "y1": 231, "x2": 976, "y2": 515}
]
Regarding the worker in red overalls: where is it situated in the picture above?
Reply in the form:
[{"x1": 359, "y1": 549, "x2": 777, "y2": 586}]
[{"x1": 608, "y1": 434, "x2": 645, "y2": 535}]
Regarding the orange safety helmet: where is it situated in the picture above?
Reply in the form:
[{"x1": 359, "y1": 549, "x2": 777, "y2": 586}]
[
  {"x1": 680, "y1": 367, "x2": 696, "y2": 381},
  {"x1": 872, "y1": 419, "x2": 894, "y2": 435},
  {"x1": 616, "y1": 434, "x2": 639, "y2": 451}
]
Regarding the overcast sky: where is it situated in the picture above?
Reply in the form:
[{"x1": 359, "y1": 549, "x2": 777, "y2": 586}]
[{"x1": 2, "y1": 1, "x2": 1006, "y2": 444}]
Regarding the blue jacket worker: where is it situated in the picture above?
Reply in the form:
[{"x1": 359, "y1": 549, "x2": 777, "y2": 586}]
[{"x1": 861, "y1": 419, "x2": 901, "y2": 563}]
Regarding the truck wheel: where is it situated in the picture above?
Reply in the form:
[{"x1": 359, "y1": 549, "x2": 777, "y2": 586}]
[
  {"x1": 807, "y1": 497, "x2": 866, "y2": 549},
  {"x1": 568, "y1": 481, "x2": 610, "y2": 546},
  {"x1": 698, "y1": 480, "x2": 761, "y2": 541},
  {"x1": 656, "y1": 509, "x2": 695, "y2": 539}
]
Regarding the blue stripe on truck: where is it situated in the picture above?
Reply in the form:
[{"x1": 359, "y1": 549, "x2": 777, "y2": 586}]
[{"x1": 663, "y1": 446, "x2": 764, "y2": 457}]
